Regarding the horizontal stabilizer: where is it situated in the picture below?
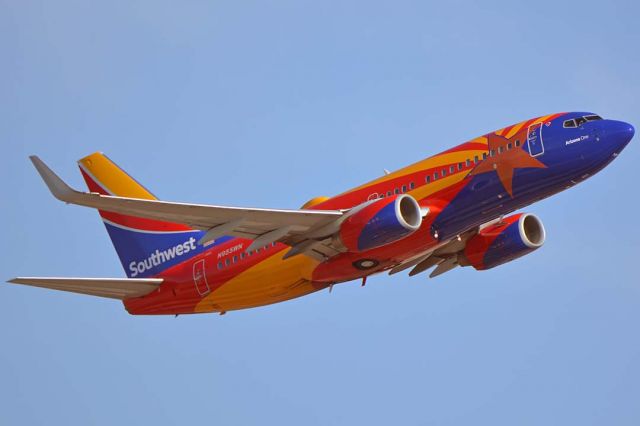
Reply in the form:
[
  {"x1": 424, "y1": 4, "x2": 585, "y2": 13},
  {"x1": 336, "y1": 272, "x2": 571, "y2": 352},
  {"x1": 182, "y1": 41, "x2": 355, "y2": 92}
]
[{"x1": 7, "y1": 277, "x2": 163, "y2": 300}]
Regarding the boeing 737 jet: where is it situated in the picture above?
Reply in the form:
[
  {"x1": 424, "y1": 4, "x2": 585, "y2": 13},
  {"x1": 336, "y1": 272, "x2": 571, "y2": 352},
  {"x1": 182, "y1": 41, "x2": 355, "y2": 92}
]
[{"x1": 8, "y1": 112, "x2": 634, "y2": 315}]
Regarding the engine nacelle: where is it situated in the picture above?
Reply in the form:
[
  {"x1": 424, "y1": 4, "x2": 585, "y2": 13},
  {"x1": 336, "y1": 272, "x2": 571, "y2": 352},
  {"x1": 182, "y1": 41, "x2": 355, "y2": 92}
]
[
  {"x1": 336, "y1": 194, "x2": 422, "y2": 253},
  {"x1": 460, "y1": 213, "x2": 546, "y2": 270}
]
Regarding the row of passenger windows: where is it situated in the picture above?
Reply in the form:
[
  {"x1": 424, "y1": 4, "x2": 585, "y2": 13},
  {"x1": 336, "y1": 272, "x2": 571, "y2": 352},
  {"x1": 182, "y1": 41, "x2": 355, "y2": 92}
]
[
  {"x1": 217, "y1": 242, "x2": 278, "y2": 270},
  {"x1": 425, "y1": 140, "x2": 522, "y2": 183},
  {"x1": 374, "y1": 181, "x2": 417, "y2": 198},
  {"x1": 563, "y1": 115, "x2": 602, "y2": 128},
  {"x1": 372, "y1": 140, "x2": 524, "y2": 199}
]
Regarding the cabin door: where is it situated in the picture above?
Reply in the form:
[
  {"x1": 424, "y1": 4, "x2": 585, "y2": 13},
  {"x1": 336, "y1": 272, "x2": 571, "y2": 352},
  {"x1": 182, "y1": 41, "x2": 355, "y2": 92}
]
[
  {"x1": 527, "y1": 122, "x2": 545, "y2": 157},
  {"x1": 193, "y1": 259, "x2": 210, "y2": 295}
]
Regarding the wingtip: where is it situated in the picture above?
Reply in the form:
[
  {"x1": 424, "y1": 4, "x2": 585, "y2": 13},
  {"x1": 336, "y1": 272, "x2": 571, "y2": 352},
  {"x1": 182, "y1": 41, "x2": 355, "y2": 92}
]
[{"x1": 29, "y1": 155, "x2": 77, "y2": 202}]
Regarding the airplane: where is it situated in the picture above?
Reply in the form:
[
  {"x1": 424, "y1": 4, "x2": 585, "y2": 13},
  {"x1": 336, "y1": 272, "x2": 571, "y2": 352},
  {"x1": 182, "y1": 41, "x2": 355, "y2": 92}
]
[{"x1": 7, "y1": 112, "x2": 634, "y2": 315}]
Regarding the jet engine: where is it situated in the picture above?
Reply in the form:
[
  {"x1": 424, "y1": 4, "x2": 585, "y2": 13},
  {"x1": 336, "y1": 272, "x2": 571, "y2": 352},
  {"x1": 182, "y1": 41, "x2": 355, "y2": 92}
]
[
  {"x1": 460, "y1": 213, "x2": 546, "y2": 270},
  {"x1": 336, "y1": 194, "x2": 423, "y2": 253}
]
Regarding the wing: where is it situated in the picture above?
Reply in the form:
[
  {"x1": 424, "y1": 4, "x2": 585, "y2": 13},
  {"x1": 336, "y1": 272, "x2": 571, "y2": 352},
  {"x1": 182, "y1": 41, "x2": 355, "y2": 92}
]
[
  {"x1": 387, "y1": 226, "x2": 485, "y2": 278},
  {"x1": 387, "y1": 216, "x2": 513, "y2": 278},
  {"x1": 30, "y1": 156, "x2": 345, "y2": 259},
  {"x1": 7, "y1": 277, "x2": 163, "y2": 299}
]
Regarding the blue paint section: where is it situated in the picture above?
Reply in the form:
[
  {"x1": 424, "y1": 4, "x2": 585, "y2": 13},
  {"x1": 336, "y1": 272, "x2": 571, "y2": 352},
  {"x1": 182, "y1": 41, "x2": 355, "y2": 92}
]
[
  {"x1": 432, "y1": 113, "x2": 634, "y2": 241},
  {"x1": 104, "y1": 222, "x2": 233, "y2": 278},
  {"x1": 357, "y1": 201, "x2": 411, "y2": 251},
  {"x1": 482, "y1": 221, "x2": 534, "y2": 269}
]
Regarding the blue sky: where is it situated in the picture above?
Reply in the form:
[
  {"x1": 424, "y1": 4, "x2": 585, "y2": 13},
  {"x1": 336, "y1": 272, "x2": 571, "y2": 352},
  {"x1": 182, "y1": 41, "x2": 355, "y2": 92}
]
[{"x1": 1, "y1": 1, "x2": 639, "y2": 424}]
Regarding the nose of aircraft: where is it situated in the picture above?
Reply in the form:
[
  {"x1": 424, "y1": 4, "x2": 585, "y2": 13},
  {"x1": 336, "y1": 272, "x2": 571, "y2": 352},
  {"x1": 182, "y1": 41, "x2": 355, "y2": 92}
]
[{"x1": 603, "y1": 120, "x2": 634, "y2": 152}]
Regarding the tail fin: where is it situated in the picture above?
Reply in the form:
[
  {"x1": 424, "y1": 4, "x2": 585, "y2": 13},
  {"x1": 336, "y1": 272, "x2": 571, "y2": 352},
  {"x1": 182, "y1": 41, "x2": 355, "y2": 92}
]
[{"x1": 78, "y1": 153, "x2": 205, "y2": 278}]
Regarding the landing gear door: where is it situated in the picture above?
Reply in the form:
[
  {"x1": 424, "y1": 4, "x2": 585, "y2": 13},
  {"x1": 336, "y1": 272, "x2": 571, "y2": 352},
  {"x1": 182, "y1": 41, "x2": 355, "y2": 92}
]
[
  {"x1": 527, "y1": 122, "x2": 545, "y2": 157},
  {"x1": 193, "y1": 259, "x2": 210, "y2": 296}
]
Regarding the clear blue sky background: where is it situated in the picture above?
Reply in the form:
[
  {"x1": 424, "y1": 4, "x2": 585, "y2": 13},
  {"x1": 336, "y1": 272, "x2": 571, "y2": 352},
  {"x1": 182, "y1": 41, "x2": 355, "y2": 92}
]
[{"x1": 1, "y1": 1, "x2": 638, "y2": 425}]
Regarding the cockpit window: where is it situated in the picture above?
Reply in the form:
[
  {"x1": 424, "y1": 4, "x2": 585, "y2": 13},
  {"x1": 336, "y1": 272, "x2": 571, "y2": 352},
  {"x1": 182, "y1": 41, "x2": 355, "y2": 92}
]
[
  {"x1": 575, "y1": 117, "x2": 587, "y2": 126},
  {"x1": 564, "y1": 114, "x2": 603, "y2": 129}
]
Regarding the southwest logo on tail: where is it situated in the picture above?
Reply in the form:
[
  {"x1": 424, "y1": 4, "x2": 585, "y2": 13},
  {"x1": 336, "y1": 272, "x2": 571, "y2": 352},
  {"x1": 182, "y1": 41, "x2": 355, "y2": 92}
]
[{"x1": 7, "y1": 113, "x2": 634, "y2": 315}]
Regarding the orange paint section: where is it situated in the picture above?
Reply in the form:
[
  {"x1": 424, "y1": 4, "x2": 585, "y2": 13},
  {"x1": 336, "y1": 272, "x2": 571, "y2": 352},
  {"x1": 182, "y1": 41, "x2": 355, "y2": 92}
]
[
  {"x1": 301, "y1": 196, "x2": 331, "y2": 209},
  {"x1": 194, "y1": 249, "x2": 322, "y2": 313},
  {"x1": 78, "y1": 152, "x2": 157, "y2": 199}
]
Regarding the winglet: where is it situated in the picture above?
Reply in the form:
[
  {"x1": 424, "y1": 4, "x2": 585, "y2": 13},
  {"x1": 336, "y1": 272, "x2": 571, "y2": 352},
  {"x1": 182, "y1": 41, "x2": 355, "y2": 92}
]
[{"x1": 29, "y1": 155, "x2": 78, "y2": 202}]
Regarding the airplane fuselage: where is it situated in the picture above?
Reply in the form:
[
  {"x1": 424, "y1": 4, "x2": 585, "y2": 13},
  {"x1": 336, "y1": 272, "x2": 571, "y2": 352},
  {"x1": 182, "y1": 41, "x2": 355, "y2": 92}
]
[{"x1": 122, "y1": 112, "x2": 634, "y2": 315}]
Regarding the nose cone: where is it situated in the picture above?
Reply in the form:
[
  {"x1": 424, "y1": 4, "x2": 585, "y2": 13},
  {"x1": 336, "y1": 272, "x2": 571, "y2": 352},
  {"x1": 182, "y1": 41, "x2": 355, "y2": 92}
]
[{"x1": 606, "y1": 120, "x2": 634, "y2": 148}]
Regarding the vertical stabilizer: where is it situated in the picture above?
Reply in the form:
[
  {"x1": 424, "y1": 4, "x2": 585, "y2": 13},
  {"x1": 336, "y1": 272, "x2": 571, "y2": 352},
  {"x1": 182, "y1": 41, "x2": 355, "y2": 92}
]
[{"x1": 77, "y1": 153, "x2": 205, "y2": 278}]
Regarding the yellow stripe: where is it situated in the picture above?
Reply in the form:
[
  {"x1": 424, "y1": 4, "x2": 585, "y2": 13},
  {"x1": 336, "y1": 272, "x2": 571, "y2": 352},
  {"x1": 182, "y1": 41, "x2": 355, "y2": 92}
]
[
  {"x1": 505, "y1": 121, "x2": 527, "y2": 139},
  {"x1": 78, "y1": 152, "x2": 156, "y2": 200}
]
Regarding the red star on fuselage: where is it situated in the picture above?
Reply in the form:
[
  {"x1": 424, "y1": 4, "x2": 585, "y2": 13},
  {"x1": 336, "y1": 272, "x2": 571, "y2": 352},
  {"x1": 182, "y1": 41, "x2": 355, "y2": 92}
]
[{"x1": 468, "y1": 126, "x2": 547, "y2": 197}]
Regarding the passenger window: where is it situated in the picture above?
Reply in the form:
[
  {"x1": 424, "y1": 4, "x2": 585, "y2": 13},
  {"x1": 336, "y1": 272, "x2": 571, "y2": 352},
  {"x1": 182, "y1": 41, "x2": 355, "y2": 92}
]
[
  {"x1": 426, "y1": 175, "x2": 431, "y2": 183},
  {"x1": 272, "y1": 242, "x2": 277, "y2": 247},
  {"x1": 225, "y1": 258, "x2": 230, "y2": 266},
  {"x1": 409, "y1": 182, "x2": 415, "y2": 190},
  {"x1": 474, "y1": 155, "x2": 479, "y2": 163},
  {"x1": 482, "y1": 153, "x2": 487, "y2": 160},
  {"x1": 442, "y1": 169, "x2": 447, "y2": 177},
  {"x1": 466, "y1": 159, "x2": 471, "y2": 167},
  {"x1": 387, "y1": 191, "x2": 392, "y2": 197},
  {"x1": 515, "y1": 140, "x2": 521, "y2": 147},
  {"x1": 498, "y1": 146, "x2": 504, "y2": 154},
  {"x1": 450, "y1": 165, "x2": 455, "y2": 173},
  {"x1": 458, "y1": 163, "x2": 463, "y2": 170},
  {"x1": 241, "y1": 252, "x2": 246, "y2": 260},
  {"x1": 434, "y1": 171, "x2": 439, "y2": 180},
  {"x1": 394, "y1": 188, "x2": 400, "y2": 194},
  {"x1": 401, "y1": 185, "x2": 407, "y2": 193},
  {"x1": 218, "y1": 261, "x2": 223, "y2": 270},
  {"x1": 490, "y1": 149, "x2": 495, "y2": 157},
  {"x1": 507, "y1": 143, "x2": 512, "y2": 150}
]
